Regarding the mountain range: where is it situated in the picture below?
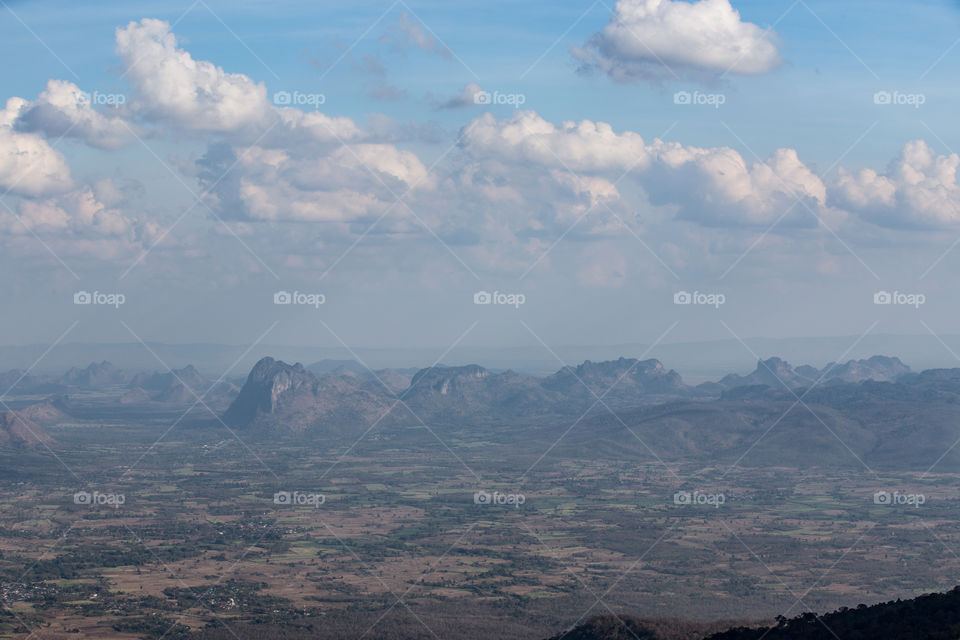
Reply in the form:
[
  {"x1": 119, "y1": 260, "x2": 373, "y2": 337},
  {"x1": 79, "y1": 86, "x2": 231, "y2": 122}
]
[{"x1": 221, "y1": 354, "x2": 918, "y2": 445}]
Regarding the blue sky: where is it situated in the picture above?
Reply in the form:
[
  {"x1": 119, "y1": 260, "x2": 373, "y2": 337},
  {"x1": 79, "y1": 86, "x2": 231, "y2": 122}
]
[{"x1": 1, "y1": 0, "x2": 960, "y2": 363}]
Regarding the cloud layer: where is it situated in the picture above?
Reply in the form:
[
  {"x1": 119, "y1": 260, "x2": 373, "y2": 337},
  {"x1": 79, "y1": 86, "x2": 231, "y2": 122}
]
[
  {"x1": 575, "y1": 0, "x2": 782, "y2": 82},
  {"x1": 2, "y1": 14, "x2": 958, "y2": 281}
]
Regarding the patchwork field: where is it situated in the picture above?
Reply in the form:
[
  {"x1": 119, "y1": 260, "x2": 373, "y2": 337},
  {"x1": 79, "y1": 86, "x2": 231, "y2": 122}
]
[{"x1": 2, "y1": 394, "x2": 960, "y2": 640}]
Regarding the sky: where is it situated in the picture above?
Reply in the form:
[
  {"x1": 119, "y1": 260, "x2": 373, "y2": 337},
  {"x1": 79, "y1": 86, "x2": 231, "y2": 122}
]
[{"x1": 2, "y1": 0, "x2": 960, "y2": 367}]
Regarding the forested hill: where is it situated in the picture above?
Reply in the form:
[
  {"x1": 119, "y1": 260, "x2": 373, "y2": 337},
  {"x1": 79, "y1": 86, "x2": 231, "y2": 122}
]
[{"x1": 545, "y1": 586, "x2": 960, "y2": 640}]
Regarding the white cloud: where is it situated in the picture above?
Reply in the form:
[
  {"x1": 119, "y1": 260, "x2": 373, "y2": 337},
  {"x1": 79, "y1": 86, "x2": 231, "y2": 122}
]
[
  {"x1": 115, "y1": 18, "x2": 272, "y2": 134},
  {"x1": 833, "y1": 140, "x2": 960, "y2": 228},
  {"x1": 459, "y1": 110, "x2": 824, "y2": 227},
  {"x1": 0, "y1": 181, "x2": 160, "y2": 262},
  {"x1": 645, "y1": 144, "x2": 826, "y2": 226},
  {"x1": 191, "y1": 142, "x2": 431, "y2": 223},
  {"x1": 114, "y1": 19, "x2": 365, "y2": 145},
  {"x1": 0, "y1": 98, "x2": 73, "y2": 197},
  {"x1": 14, "y1": 79, "x2": 135, "y2": 150},
  {"x1": 575, "y1": 0, "x2": 782, "y2": 82},
  {"x1": 461, "y1": 111, "x2": 652, "y2": 172}
]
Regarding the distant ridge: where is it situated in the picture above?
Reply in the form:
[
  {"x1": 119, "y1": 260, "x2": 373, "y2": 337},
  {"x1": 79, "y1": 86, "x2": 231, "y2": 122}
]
[{"x1": 222, "y1": 354, "x2": 909, "y2": 437}]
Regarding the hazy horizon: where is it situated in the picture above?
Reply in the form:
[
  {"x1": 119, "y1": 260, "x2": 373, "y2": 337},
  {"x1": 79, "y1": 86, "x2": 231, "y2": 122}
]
[
  {"x1": 1, "y1": 0, "x2": 959, "y2": 355},
  {"x1": 4, "y1": 2, "x2": 960, "y2": 639}
]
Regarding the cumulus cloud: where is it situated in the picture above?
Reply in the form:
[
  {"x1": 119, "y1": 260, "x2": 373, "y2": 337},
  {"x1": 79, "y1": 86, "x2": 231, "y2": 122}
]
[
  {"x1": 14, "y1": 79, "x2": 136, "y2": 150},
  {"x1": 115, "y1": 18, "x2": 272, "y2": 134},
  {"x1": 833, "y1": 140, "x2": 960, "y2": 228},
  {"x1": 575, "y1": 0, "x2": 782, "y2": 83},
  {"x1": 459, "y1": 110, "x2": 823, "y2": 227},
  {"x1": 0, "y1": 98, "x2": 73, "y2": 197},
  {"x1": 189, "y1": 141, "x2": 432, "y2": 223},
  {"x1": 0, "y1": 180, "x2": 160, "y2": 262},
  {"x1": 645, "y1": 144, "x2": 825, "y2": 227},
  {"x1": 114, "y1": 19, "x2": 365, "y2": 146}
]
